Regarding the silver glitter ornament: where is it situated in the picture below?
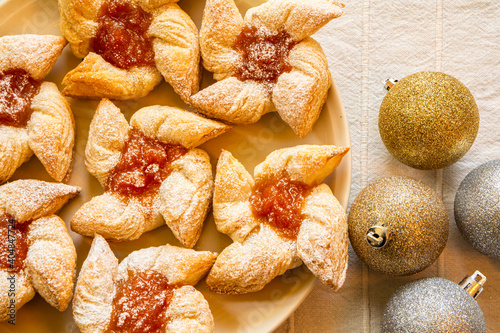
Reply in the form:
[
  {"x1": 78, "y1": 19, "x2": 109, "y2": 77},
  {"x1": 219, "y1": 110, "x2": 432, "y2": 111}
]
[
  {"x1": 454, "y1": 160, "x2": 500, "y2": 258},
  {"x1": 348, "y1": 176, "x2": 448, "y2": 276},
  {"x1": 379, "y1": 71, "x2": 479, "y2": 170},
  {"x1": 382, "y1": 271, "x2": 487, "y2": 333}
]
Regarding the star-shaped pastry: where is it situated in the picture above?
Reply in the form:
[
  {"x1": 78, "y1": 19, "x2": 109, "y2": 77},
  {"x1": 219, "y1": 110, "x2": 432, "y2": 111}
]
[
  {"x1": 206, "y1": 145, "x2": 349, "y2": 294},
  {"x1": 0, "y1": 179, "x2": 80, "y2": 321},
  {"x1": 0, "y1": 35, "x2": 75, "y2": 183},
  {"x1": 190, "y1": 0, "x2": 344, "y2": 138},
  {"x1": 71, "y1": 99, "x2": 230, "y2": 246},
  {"x1": 59, "y1": 0, "x2": 201, "y2": 102},
  {"x1": 73, "y1": 234, "x2": 216, "y2": 333}
]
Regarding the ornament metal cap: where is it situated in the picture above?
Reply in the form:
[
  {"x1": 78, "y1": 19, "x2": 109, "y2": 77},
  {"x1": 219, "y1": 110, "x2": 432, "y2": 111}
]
[
  {"x1": 384, "y1": 78, "x2": 399, "y2": 91},
  {"x1": 366, "y1": 226, "x2": 389, "y2": 248},
  {"x1": 459, "y1": 271, "x2": 487, "y2": 299}
]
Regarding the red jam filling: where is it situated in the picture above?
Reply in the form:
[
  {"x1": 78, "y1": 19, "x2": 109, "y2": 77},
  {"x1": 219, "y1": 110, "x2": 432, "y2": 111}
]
[
  {"x1": 91, "y1": 0, "x2": 155, "y2": 69},
  {"x1": 0, "y1": 214, "x2": 30, "y2": 272},
  {"x1": 234, "y1": 25, "x2": 296, "y2": 85},
  {"x1": 0, "y1": 69, "x2": 41, "y2": 127},
  {"x1": 106, "y1": 129, "x2": 187, "y2": 202},
  {"x1": 250, "y1": 176, "x2": 312, "y2": 239},
  {"x1": 107, "y1": 272, "x2": 175, "y2": 333}
]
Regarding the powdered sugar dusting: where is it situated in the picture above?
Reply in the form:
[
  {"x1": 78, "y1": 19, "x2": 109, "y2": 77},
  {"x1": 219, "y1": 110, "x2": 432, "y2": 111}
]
[
  {"x1": 234, "y1": 25, "x2": 295, "y2": 88},
  {"x1": 25, "y1": 215, "x2": 77, "y2": 310},
  {"x1": 208, "y1": 146, "x2": 349, "y2": 293},
  {"x1": 73, "y1": 236, "x2": 216, "y2": 332},
  {"x1": 0, "y1": 69, "x2": 41, "y2": 128},
  {"x1": 0, "y1": 180, "x2": 78, "y2": 316},
  {"x1": 192, "y1": 0, "x2": 344, "y2": 138},
  {"x1": 73, "y1": 102, "x2": 223, "y2": 245},
  {"x1": 0, "y1": 35, "x2": 67, "y2": 80},
  {"x1": 0, "y1": 179, "x2": 81, "y2": 223}
]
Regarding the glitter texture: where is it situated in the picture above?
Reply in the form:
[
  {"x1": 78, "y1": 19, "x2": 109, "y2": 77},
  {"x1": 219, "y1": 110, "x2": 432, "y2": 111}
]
[
  {"x1": 454, "y1": 160, "x2": 500, "y2": 258},
  {"x1": 382, "y1": 277, "x2": 486, "y2": 333},
  {"x1": 348, "y1": 176, "x2": 449, "y2": 276},
  {"x1": 379, "y1": 71, "x2": 479, "y2": 170}
]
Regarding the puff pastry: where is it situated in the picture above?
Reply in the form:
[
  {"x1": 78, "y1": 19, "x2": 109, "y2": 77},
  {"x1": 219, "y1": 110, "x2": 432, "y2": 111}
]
[
  {"x1": 59, "y1": 0, "x2": 200, "y2": 102},
  {"x1": 73, "y1": 234, "x2": 216, "y2": 333},
  {"x1": 71, "y1": 99, "x2": 230, "y2": 246},
  {"x1": 190, "y1": 0, "x2": 344, "y2": 138},
  {"x1": 0, "y1": 179, "x2": 80, "y2": 322},
  {"x1": 207, "y1": 145, "x2": 349, "y2": 294},
  {"x1": 0, "y1": 35, "x2": 75, "y2": 183}
]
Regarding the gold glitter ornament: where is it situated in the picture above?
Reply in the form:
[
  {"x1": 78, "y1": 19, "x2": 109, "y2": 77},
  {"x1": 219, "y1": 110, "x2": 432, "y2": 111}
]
[
  {"x1": 379, "y1": 71, "x2": 479, "y2": 170},
  {"x1": 348, "y1": 176, "x2": 448, "y2": 276},
  {"x1": 454, "y1": 160, "x2": 500, "y2": 258},
  {"x1": 382, "y1": 271, "x2": 487, "y2": 333}
]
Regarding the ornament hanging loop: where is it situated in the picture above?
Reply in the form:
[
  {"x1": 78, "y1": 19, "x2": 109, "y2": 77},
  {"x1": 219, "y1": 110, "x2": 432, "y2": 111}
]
[
  {"x1": 459, "y1": 271, "x2": 487, "y2": 299},
  {"x1": 384, "y1": 78, "x2": 399, "y2": 91},
  {"x1": 366, "y1": 226, "x2": 389, "y2": 248}
]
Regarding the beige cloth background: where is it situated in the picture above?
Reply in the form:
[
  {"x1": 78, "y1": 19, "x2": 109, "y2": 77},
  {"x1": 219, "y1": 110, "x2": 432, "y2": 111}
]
[
  {"x1": 0, "y1": 0, "x2": 498, "y2": 332},
  {"x1": 274, "y1": 0, "x2": 500, "y2": 332}
]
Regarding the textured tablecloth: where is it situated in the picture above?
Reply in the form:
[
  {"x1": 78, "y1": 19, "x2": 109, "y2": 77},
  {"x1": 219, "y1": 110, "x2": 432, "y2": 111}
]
[
  {"x1": 274, "y1": 1, "x2": 500, "y2": 332},
  {"x1": 0, "y1": 0, "x2": 498, "y2": 332}
]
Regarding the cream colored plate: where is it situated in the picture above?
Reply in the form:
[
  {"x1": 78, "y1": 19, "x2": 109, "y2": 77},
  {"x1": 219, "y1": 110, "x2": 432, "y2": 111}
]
[{"x1": 0, "y1": 0, "x2": 351, "y2": 332}]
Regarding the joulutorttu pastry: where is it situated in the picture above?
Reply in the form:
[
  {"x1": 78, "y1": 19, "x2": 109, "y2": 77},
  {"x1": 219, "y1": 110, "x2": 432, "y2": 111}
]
[
  {"x1": 73, "y1": 234, "x2": 216, "y2": 333},
  {"x1": 207, "y1": 145, "x2": 349, "y2": 294},
  {"x1": 59, "y1": 0, "x2": 201, "y2": 102},
  {"x1": 190, "y1": 0, "x2": 344, "y2": 138},
  {"x1": 0, "y1": 35, "x2": 75, "y2": 183},
  {"x1": 0, "y1": 179, "x2": 80, "y2": 322},
  {"x1": 71, "y1": 99, "x2": 230, "y2": 246}
]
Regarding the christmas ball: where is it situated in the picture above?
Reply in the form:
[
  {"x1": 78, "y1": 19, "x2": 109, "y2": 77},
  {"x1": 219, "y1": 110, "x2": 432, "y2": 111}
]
[
  {"x1": 382, "y1": 272, "x2": 487, "y2": 333},
  {"x1": 454, "y1": 160, "x2": 500, "y2": 258},
  {"x1": 348, "y1": 176, "x2": 448, "y2": 276},
  {"x1": 379, "y1": 71, "x2": 479, "y2": 170}
]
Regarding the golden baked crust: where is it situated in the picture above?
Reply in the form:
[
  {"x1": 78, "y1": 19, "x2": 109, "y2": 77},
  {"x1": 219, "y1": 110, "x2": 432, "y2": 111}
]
[
  {"x1": 0, "y1": 179, "x2": 81, "y2": 222},
  {"x1": 190, "y1": 0, "x2": 344, "y2": 138},
  {"x1": 207, "y1": 145, "x2": 349, "y2": 294},
  {"x1": 61, "y1": 52, "x2": 163, "y2": 101},
  {"x1": 0, "y1": 179, "x2": 80, "y2": 321},
  {"x1": 73, "y1": 234, "x2": 216, "y2": 333},
  {"x1": 0, "y1": 35, "x2": 67, "y2": 80},
  {"x1": 164, "y1": 285, "x2": 215, "y2": 333},
  {"x1": 0, "y1": 35, "x2": 75, "y2": 183},
  {"x1": 59, "y1": 0, "x2": 200, "y2": 102},
  {"x1": 71, "y1": 99, "x2": 230, "y2": 246}
]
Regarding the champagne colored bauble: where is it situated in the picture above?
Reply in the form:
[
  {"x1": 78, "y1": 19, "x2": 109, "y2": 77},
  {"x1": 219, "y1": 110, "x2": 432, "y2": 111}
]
[
  {"x1": 379, "y1": 71, "x2": 479, "y2": 170},
  {"x1": 382, "y1": 272, "x2": 487, "y2": 333},
  {"x1": 348, "y1": 176, "x2": 449, "y2": 276},
  {"x1": 455, "y1": 160, "x2": 500, "y2": 258}
]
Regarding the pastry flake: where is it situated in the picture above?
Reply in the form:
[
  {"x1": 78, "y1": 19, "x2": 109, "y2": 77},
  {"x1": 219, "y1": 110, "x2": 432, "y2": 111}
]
[
  {"x1": 0, "y1": 35, "x2": 75, "y2": 183},
  {"x1": 73, "y1": 234, "x2": 216, "y2": 333},
  {"x1": 59, "y1": 0, "x2": 201, "y2": 101},
  {"x1": 71, "y1": 99, "x2": 230, "y2": 246},
  {"x1": 0, "y1": 179, "x2": 80, "y2": 321},
  {"x1": 190, "y1": 0, "x2": 344, "y2": 138},
  {"x1": 207, "y1": 145, "x2": 349, "y2": 294}
]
